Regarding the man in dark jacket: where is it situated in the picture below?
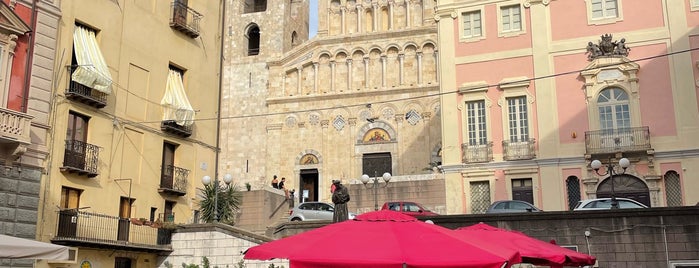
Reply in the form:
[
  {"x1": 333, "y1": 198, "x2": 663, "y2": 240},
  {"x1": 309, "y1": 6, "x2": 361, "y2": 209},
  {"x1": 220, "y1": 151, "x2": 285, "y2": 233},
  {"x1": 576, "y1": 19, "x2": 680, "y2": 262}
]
[{"x1": 331, "y1": 180, "x2": 350, "y2": 222}]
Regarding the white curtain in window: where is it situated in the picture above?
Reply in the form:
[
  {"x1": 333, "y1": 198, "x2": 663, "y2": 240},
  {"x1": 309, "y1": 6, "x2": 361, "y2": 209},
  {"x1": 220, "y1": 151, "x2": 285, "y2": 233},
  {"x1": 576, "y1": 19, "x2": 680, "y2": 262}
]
[
  {"x1": 72, "y1": 25, "x2": 113, "y2": 94},
  {"x1": 161, "y1": 70, "x2": 195, "y2": 126}
]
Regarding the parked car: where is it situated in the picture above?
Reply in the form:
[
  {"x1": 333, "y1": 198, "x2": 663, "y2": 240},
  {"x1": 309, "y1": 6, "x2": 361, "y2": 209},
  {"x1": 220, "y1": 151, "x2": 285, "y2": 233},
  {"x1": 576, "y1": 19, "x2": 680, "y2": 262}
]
[
  {"x1": 573, "y1": 198, "x2": 648, "y2": 211},
  {"x1": 486, "y1": 200, "x2": 542, "y2": 214},
  {"x1": 289, "y1": 202, "x2": 356, "y2": 221},
  {"x1": 381, "y1": 201, "x2": 439, "y2": 216}
]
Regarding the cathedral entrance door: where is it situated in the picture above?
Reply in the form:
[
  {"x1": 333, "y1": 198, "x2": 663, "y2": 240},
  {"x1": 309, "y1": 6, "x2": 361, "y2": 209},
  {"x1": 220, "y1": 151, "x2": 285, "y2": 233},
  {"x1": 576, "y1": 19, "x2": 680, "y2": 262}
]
[{"x1": 300, "y1": 169, "x2": 318, "y2": 203}]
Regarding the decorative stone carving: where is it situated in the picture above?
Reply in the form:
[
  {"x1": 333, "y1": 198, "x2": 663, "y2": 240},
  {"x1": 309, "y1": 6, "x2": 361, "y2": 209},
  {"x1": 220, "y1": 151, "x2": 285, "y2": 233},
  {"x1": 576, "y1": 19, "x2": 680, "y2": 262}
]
[{"x1": 586, "y1": 34, "x2": 630, "y2": 61}]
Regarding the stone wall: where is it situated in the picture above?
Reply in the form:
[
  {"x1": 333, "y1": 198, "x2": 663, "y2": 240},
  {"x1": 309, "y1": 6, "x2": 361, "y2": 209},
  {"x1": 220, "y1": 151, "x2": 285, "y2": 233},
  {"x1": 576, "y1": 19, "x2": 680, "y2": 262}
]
[{"x1": 0, "y1": 166, "x2": 42, "y2": 268}]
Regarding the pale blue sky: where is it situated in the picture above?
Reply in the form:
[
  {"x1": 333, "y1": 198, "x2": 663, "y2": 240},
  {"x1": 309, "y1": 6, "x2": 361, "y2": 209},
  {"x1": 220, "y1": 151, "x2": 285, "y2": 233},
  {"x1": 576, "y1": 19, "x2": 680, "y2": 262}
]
[{"x1": 309, "y1": 0, "x2": 318, "y2": 38}]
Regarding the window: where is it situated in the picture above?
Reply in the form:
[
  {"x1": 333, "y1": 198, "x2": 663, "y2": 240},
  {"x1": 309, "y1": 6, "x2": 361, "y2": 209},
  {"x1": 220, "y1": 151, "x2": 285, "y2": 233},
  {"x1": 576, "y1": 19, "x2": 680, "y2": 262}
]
[
  {"x1": 362, "y1": 152, "x2": 392, "y2": 176},
  {"x1": 60, "y1": 187, "x2": 82, "y2": 209},
  {"x1": 64, "y1": 112, "x2": 89, "y2": 170},
  {"x1": 161, "y1": 142, "x2": 176, "y2": 188},
  {"x1": 247, "y1": 25, "x2": 260, "y2": 56},
  {"x1": 597, "y1": 87, "x2": 630, "y2": 130},
  {"x1": 470, "y1": 181, "x2": 491, "y2": 214},
  {"x1": 163, "y1": 201, "x2": 175, "y2": 222},
  {"x1": 67, "y1": 111, "x2": 88, "y2": 143},
  {"x1": 693, "y1": 0, "x2": 699, "y2": 11},
  {"x1": 507, "y1": 96, "x2": 529, "y2": 142},
  {"x1": 500, "y1": 5, "x2": 521, "y2": 33},
  {"x1": 566, "y1": 176, "x2": 581, "y2": 210},
  {"x1": 461, "y1": 10, "x2": 482, "y2": 38},
  {"x1": 591, "y1": 0, "x2": 618, "y2": 19},
  {"x1": 72, "y1": 24, "x2": 112, "y2": 94},
  {"x1": 244, "y1": 0, "x2": 267, "y2": 13},
  {"x1": 511, "y1": 178, "x2": 533, "y2": 204},
  {"x1": 664, "y1": 171, "x2": 682, "y2": 207},
  {"x1": 466, "y1": 100, "x2": 487, "y2": 146},
  {"x1": 162, "y1": 66, "x2": 195, "y2": 127}
]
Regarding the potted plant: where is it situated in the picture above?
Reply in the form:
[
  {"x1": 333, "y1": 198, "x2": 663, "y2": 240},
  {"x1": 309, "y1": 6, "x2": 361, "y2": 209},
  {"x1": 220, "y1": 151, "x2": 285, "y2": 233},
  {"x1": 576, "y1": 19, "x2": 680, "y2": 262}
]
[{"x1": 245, "y1": 182, "x2": 252, "y2": 191}]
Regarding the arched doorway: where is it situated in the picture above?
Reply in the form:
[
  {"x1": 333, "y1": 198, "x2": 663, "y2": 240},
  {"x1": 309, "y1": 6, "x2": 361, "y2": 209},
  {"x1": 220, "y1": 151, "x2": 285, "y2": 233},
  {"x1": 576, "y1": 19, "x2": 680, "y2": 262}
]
[{"x1": 596, "y1": 174, "x2": 650, "y2": 207}]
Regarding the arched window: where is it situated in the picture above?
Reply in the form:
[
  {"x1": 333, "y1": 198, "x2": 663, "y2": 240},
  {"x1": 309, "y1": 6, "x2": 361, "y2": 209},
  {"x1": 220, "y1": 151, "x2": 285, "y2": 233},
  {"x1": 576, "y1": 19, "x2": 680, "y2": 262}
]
[
  {"x1": 597, "y1": 87, "x2": 630, "y2": 130},
  {"x1": 566, "y1": 176, "x2": 581, "y2": 210},
  {"x1": 291, "y1": 31, "x2": 298, "y2": 47},
  {"x1": 664, "y1": 171, "x2": 682, "y2": 206},
  {"x1": 247, "y1": 25, "x2": 260, "y2": 56}
]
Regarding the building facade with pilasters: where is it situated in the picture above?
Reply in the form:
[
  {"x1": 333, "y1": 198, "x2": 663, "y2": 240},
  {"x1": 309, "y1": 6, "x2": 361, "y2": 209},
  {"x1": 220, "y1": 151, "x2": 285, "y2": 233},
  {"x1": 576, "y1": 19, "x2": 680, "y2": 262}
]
[
  {"x1": 35, "y1": 1, "x2": 223, "y2": 268},
  {"x1": 436, "y1": 0, "x2": 699, "y2": 214}
]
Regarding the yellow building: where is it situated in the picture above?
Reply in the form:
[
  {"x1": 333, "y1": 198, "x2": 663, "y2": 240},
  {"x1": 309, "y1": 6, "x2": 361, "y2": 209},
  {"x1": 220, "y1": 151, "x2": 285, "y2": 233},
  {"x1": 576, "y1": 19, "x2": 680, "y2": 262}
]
[{"x1": 35, "y1": 1, "x2": 223, "y2": 267}]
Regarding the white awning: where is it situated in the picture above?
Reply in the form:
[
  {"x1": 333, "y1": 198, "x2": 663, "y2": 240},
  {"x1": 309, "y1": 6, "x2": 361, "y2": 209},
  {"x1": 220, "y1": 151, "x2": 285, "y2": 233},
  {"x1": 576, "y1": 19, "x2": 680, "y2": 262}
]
[
  {"x1": 0, "y1": 234, "x2": 69, "y2": 260},
  {"x1": 72, "y1": 25, "x2": 113, "y2": 94},
  {"x1": 161, "y1": 69, "x2": 195, "y2": 126}
]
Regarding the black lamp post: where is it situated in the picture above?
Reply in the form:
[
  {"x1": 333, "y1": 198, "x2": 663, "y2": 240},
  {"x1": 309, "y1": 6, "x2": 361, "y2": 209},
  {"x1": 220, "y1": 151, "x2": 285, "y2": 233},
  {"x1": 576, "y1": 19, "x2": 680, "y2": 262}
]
[
  {"x1": 201, "y1": 173, "x2": 232, "y2": 222},
  {"x1": 590, "y1": 157, "x2": 630, "y2": 209},
  {"x1": 360, "y1": 172, "x2": 392, "y2": 211}
]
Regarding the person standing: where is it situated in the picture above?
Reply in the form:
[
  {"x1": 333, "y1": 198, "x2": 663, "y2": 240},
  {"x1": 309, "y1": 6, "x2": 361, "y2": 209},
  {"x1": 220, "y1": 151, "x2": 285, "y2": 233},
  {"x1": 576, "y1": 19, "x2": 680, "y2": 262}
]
[{"x1": 331, "y1": 180, "x2": 350, "y2": 222}]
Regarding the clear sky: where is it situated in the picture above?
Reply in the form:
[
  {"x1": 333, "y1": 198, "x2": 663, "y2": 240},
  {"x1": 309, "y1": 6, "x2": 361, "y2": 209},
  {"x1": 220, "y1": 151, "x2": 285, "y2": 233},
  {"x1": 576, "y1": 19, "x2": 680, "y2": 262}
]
[{"x1": 309, "y1": 0, "x2": 318, "y2": 38}]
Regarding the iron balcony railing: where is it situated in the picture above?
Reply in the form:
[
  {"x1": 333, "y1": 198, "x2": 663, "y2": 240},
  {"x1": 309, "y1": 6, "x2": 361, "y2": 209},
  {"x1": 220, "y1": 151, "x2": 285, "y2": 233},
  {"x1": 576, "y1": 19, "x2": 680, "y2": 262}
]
[
  {"x1": 160, "y1": 120, "x2": 192, "y2": 137},
  {"x1": 462, "y1": 141, "x2": 493, "y2": 163},
  {"x1": 159, "y1": 165, "x2": 189, "y2": 196},
  {"x1": 61, "y1": 140, "x2": 100, "y2": 177},
  {"x1": 169, "y1": 1, "x2": 201, "y2": 38},
  {"x1": 66, "y1": 66, "x2": 108, "y2": 108},
  {"x1": 158, "y1": 212, "x2": 175, "y2": 223},
  {"x1": 585, "y1": 126, "x2": 651, "y2": 154},
  {"x1": 0, "y1": 107, "x2": 33, "y2": 144},
  {"x1": 53, "y1": 209, "x2": 172, "y2": 251},
  {"x1": 502, "y1": 139, "x2": 536, "y2": 160}
]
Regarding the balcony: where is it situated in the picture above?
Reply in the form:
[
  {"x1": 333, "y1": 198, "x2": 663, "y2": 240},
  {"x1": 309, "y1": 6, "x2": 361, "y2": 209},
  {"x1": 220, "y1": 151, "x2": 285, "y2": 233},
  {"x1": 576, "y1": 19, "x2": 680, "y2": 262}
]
[
  {"x1": 52, "y1": 209, "x2": 172, "y2": 253},
  {"x1": 170, "y1": 1, "x2": 201, "y2": 38},
  {"x1": 65, "y1": 66, "x2": 107, "y2": 109},
  {"x1": 60, "y1": 140, "x2": 100, "y2": 178},
  {"x1": 0, "y1": 107, "x2": 32, "y2": 144},
  {"x1": 585, "y1": 127, "x2": 651, "y2": 155},
  {"x1": 159, "y1": 165, "x2": 189, "y2": 196},
  {"x1": 503, "y1": 139, "x2": 536, "y2": 161},
  {"x1": 161, "y1": 120, "x2": 192, "y2": 138},
  {"x1": 462, "y1": 142, "x2": 493, "y2": 163}
]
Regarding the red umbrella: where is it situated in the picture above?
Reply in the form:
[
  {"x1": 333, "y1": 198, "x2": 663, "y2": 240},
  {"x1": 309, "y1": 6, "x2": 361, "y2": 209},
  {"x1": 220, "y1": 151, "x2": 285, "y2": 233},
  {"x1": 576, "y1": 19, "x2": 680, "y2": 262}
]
[
  {"x1": 245, "y1": 210, "x2": 521, "y2": 268},
  {"x1": 455, "y1": 223, "x2": 596, "y2": 267}
]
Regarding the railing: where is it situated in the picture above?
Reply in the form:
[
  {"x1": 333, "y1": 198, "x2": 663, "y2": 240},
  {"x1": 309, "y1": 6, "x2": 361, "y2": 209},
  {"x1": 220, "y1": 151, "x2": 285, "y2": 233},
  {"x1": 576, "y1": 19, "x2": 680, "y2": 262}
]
[
  {"x1": 66, "y1": 66, "x2": 108, "y2": 108},
  {"x1": 502, "y1": 139, "x2": 536, "y2": 160},
  {"x1": 53, "y1": 209, "x2": 172, "y2": 251},
  {"x1": 462, "y1": 142, "x2": 493, "y2": 163},
  {"x1": 585, "y1": 127, "x2": 651, "y2": 155},
  {"x1": 158, "y1": 213, "x2": 175, "y2": 223},
  {"x1": 169, "y1": 1, "x2": 201, "y2": 38},
  {"x1": 0, "y1": 107, "x2": 33, "y2": 144},
  {"x1": 61, "y1": 140, "x2": 100, "y2": 177},
  {"x1": 159, "y1": 165, "x2": 189, "y2": 196},
  {"x1": 160, "y1": 120, "x2": 192, "y2": 137}
]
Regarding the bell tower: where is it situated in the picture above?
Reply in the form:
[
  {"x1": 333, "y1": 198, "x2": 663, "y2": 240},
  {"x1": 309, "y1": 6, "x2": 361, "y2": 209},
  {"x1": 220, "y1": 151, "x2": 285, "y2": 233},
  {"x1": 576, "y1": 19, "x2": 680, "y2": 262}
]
[{"x1": 220, "y1": 0, "x2": 310, "y2": 182}]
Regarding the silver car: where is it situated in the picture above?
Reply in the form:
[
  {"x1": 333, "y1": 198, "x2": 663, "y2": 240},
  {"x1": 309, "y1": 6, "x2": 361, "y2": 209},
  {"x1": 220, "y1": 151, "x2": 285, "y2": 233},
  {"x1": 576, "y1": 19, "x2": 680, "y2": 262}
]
[
  {"x1": 486, "y1": 200, "x2": 542, "y2": 214},
  {"x1": 289, "y1": 202, "x2": 356, "y2": 221},
  {"x1": 573, "y1": 198, "x2": 648, "y2": 210}
]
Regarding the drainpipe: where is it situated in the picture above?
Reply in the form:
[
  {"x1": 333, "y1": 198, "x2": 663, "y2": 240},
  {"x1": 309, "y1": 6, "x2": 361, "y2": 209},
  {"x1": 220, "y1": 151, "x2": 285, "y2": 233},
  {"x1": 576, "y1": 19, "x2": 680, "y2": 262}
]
[{"x1": 21, "y1": 0, "x2": 39, "y2": 113}]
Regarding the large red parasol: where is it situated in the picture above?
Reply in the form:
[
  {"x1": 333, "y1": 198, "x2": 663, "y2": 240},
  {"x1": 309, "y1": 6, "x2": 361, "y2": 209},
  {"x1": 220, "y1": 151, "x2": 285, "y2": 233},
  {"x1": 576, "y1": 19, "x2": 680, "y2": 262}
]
[
  {"x1": 245, "y1": 210, "x2": 521, "y2": 268},
  {"x1": 455, "y1": 223, "x2": 596, "y2": 267}
]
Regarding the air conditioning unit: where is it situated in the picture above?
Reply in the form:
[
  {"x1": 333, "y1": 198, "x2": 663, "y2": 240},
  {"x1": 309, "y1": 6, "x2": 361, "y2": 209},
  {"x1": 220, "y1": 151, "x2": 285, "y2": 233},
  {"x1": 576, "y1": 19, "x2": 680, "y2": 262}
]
[{"x1": 48, "y1": 247, "x2": 78, "y2": 264}]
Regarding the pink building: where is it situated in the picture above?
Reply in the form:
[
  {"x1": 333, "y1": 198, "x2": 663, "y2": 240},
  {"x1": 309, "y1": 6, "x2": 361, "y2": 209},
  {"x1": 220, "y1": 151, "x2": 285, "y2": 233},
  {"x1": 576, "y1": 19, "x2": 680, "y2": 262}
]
[{"x1": 436, "y1": 0, "x2": 699, "y2": 214}]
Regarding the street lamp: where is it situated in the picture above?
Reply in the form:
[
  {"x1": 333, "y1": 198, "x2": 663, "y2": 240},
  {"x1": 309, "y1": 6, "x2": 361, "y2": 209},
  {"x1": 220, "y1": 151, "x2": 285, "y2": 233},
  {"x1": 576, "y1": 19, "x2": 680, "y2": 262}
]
[
  {"x1": 201, "y1": 173, "x2": 233, "y2": 222},
  {"x1": 590, "y1": 157, "x2": 630, "y2": 209},
  {"x1": 360, "y1": 172, "x2": 392, "y2": 211}
]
